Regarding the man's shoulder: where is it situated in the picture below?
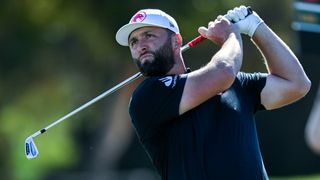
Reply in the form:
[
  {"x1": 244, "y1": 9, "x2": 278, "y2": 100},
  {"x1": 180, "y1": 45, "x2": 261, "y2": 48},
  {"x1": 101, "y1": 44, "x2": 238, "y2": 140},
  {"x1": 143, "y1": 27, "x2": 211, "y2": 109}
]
[{"x1": 133, "y1": 75, "x2": 185, "y2": 96}]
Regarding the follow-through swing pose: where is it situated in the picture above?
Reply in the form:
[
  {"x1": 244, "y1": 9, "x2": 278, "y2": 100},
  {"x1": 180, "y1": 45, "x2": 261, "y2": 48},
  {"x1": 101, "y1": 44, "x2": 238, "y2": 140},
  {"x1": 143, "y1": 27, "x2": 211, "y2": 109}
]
[{"x1": 116, "y1": 5, "x2": 311, "y2": 179}]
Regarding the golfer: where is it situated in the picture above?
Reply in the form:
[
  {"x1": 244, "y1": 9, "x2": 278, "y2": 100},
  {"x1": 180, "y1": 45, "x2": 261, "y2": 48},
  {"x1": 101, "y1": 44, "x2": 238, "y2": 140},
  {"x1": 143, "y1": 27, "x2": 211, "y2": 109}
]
[
  {"x1": 305, "y1": 83, "x2": 320, "y2": 154},
  {"x1": 115, "y1": 6, "x2": 311, "y2": 179}
]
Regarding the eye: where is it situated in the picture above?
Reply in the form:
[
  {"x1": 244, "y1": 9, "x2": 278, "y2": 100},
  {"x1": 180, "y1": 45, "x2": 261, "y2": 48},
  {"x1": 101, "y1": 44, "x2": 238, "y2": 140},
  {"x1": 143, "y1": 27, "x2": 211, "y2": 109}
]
[
  {"x1": 145, "y1": 33, "x2": 155, "y2": 39},
  {"x1": 129, "y1": 39, "x2": 137, "y2": 47}
]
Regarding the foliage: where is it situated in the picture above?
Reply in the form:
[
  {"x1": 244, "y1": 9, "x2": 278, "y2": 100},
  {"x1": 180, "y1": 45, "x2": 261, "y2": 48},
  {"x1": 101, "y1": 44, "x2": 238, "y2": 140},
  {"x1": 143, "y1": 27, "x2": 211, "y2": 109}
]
[{"x1": 0, "y1": 0, "x2": 304, "y2": 179}]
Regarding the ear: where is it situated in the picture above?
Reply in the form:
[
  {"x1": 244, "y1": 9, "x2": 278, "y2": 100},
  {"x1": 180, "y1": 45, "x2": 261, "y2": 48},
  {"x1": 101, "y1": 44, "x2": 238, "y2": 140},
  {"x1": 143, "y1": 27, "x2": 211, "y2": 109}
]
[{"x1": 172, "y1": 34, "x2": 183, "y2": 50}]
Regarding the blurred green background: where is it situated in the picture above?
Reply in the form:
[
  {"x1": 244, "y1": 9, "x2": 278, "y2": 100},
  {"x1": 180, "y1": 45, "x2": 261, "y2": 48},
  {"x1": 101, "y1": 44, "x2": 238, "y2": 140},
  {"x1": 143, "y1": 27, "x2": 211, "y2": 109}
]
[{"x1": 1, "y1": 0, "x2": 319, "y2": 179}]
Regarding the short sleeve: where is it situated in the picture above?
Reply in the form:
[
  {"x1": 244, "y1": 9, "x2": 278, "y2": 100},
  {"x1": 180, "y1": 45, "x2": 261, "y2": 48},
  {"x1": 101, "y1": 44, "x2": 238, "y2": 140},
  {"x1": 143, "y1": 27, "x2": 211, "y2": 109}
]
[
  {"x1": 129, "y1": 75, "x2": 187, "y2": 141},
  {"x1": 237, "y1": 72, "x2": 267, "y2": 112}
]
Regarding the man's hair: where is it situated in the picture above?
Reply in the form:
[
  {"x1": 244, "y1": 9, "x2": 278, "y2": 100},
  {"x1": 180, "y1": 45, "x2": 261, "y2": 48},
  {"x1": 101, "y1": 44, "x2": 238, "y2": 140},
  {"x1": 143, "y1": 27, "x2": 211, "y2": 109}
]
[
  {"x1": 165, "y1": 29, "x2": 181, "y2": 46},
  {"x1": 165, "y1": 29, "x2": 175, "y2": 37}
]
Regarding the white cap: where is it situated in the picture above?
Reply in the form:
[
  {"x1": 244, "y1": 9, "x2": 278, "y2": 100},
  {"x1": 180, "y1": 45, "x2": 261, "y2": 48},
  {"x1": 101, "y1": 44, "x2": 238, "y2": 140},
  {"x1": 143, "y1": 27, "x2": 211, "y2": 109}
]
[{"x1": 115, "y1": 9, "x2": 180, "y2": 46}]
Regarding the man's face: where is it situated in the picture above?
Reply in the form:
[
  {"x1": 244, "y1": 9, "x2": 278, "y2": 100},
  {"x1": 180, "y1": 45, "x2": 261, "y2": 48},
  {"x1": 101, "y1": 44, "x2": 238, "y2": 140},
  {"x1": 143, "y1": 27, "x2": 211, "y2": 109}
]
[{"x1": 129, "y1": 27, "x2": 175, "y2": 76}]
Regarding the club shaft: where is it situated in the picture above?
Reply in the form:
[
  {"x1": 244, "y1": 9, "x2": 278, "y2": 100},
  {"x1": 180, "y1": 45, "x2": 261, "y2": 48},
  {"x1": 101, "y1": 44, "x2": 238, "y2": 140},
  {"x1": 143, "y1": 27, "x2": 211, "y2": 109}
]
[
  {"x1": 180, "y1": 35, "x2": 206, "y2": 52},
  {"x1": 31, "y1": 6, "x2": 253, "y2": 138},
  {"x1": 30, "y1": 35, "x2": 207, "y2": 138},
  {"x1": 39, "y1": 72, "x2": 142, "y2": 134}
]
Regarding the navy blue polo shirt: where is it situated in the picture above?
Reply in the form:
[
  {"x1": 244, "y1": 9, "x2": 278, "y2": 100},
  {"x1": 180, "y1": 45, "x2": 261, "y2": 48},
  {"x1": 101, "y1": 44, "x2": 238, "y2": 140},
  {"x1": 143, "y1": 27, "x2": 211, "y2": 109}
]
[{"x1": 129, "y1": 72, "x2": 268, "y2": 180}]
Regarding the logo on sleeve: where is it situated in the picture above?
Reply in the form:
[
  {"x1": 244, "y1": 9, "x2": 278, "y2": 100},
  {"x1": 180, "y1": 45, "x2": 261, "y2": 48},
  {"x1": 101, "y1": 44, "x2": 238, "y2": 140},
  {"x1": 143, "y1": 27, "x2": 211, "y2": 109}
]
[{"x1": 159, "y1": 76, "x2": 177, "y2": 88}]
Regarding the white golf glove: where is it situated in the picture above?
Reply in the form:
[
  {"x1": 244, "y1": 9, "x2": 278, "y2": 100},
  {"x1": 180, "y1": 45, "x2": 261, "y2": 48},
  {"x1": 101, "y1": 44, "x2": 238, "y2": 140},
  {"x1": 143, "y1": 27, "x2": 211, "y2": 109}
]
[{"x1": 225, "y1": 5, "x2": 264, "y2": 37}]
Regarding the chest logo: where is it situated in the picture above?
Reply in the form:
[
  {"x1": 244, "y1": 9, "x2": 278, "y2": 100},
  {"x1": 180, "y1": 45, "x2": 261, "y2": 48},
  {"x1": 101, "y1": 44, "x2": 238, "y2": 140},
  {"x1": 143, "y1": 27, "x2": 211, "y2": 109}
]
[{"x1": 159, "y1": 76, "x2": 174, "y2": 87}]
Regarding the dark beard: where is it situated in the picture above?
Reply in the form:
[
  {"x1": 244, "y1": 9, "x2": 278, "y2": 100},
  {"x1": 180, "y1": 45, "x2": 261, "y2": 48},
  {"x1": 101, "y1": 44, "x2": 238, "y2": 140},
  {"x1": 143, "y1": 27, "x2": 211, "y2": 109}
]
[{"x1": 133, "y1": 39, "x2": 175, "y2": 76}]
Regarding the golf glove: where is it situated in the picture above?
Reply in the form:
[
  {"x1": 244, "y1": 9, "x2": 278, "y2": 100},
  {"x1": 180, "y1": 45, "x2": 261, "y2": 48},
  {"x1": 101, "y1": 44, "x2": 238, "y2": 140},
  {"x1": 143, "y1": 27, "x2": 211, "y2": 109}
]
[{"x1": 226, "y1": 5, "x2": 264, "y2": 37}]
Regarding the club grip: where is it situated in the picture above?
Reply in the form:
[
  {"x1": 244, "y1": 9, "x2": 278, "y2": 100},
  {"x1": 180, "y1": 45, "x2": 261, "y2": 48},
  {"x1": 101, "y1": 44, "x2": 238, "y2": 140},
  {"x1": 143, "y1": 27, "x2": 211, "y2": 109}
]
[
  {"x1": 187, "y1": 35, "x2": 206, "y2": 49},
  {"x1": 230, "y1": 6, "x2": 253, "y2": 23},
  {"x1": 247, "y1": 7, "x2": 253, "y2": 15},
  {"x1": 185, "y1": 6, "x2": 253, "y2": 50}
]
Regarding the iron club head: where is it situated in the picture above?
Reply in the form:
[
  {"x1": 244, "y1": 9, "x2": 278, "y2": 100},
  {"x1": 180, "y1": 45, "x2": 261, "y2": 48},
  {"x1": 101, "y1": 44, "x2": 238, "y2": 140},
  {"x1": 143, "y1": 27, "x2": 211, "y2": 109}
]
[{"x1": 25, "y1": 136, "x2": 39, "y2": 159}]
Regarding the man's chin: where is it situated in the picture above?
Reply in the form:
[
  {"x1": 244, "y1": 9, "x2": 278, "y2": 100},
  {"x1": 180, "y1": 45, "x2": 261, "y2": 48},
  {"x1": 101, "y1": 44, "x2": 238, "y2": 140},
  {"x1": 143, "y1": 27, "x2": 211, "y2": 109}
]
[{"x1": 140, "y1": 57, "x2": 154, "y2": 65}]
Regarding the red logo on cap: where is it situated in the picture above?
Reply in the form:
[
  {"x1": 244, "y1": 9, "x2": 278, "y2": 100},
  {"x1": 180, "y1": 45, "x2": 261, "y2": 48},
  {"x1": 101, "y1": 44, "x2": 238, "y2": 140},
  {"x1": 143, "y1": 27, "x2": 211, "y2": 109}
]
[{"x1": 131, "y1": 11, "x2": 147, "y2": 23}]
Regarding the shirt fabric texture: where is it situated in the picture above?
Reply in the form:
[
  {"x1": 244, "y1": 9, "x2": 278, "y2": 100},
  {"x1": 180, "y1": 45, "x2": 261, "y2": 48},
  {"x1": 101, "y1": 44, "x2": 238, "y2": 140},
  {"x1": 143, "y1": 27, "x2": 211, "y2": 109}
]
[{"x1": 129, "y1": 72, "x2": 268, "y2": 180}]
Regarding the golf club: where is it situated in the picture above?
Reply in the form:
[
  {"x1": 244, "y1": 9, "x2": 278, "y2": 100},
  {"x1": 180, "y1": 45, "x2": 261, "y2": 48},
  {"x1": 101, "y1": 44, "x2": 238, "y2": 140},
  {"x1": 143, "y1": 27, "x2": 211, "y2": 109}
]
[
  {"x1": 25, "y1": 7, "x2": 252, "y2": 159},
  {"x1": 24, "y1": 34, "x2": 207, "y2": 159}
]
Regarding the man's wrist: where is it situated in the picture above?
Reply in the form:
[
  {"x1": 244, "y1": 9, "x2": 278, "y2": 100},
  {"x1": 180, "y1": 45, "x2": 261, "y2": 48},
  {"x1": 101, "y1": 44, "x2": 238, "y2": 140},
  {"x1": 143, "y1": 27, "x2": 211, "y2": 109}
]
[
  {"x1": 249, "y1": 20, "x2": 264, "y2": 37},
  {"x1": 250, "y1": 21, "x2": 265, "y2": 39}
]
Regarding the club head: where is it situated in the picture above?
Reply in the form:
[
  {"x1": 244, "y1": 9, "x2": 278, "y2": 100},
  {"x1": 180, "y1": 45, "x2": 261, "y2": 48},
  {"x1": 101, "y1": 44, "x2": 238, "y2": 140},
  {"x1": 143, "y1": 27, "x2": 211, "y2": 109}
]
[{"x1": 25, "y1": 136, "x2": 39, "y2": 159}]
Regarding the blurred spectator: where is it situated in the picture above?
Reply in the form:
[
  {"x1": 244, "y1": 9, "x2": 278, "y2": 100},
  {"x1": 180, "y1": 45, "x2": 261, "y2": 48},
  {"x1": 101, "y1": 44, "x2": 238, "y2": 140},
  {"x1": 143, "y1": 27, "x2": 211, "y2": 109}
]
[{"x1": 305, "y1": 83, "x2": 320, "y2": 154}]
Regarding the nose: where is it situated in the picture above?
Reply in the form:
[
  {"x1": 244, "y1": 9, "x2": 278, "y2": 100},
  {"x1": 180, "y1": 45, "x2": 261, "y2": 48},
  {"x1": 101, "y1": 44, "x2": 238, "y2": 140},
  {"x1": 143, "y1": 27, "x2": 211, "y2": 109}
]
[
  {"x1": 131, "y1": 40, "x2": 148, "y2": 59},
  {"x1": 136, "y1": 39, "x2": 148, "y2": 53}
]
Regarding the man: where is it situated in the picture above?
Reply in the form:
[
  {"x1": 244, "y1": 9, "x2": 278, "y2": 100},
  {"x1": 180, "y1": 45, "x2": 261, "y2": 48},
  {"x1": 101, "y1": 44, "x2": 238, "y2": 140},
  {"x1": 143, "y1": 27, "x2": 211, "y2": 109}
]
[
  {"x1": 115, "y1": 6, "x2": 311, "y2": 179},
  {"x1": 305, "y1": 83, "x2": 320, "y2": 154}
]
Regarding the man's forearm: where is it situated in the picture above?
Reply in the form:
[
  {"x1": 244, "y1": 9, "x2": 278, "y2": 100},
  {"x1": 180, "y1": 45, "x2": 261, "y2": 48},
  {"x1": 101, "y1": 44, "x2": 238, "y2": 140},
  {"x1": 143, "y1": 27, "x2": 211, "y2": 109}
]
[
  {"x1": 210, "y1": 32, "x2": 243, "y2": 77},
  {"x1": 179, "y1": 30, "x2": 243, "y2": 115}
]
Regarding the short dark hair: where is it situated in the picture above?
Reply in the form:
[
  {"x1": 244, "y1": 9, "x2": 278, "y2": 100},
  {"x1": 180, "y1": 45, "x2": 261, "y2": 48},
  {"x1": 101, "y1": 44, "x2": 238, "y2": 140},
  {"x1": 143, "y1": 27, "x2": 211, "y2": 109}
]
[{"x1": 165, "y1": 29, "x2": 175, "y2": 37}]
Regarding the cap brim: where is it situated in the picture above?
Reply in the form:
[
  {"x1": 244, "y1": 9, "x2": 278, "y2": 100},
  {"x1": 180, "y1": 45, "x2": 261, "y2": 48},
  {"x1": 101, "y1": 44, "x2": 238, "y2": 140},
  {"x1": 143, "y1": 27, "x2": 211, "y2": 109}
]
[
  {"x1": 116, "y1": 22, "x2": 176, "y2": 46},
  {"x1": 115, "y1": 23, "x2": 152, "y2": 46}
]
